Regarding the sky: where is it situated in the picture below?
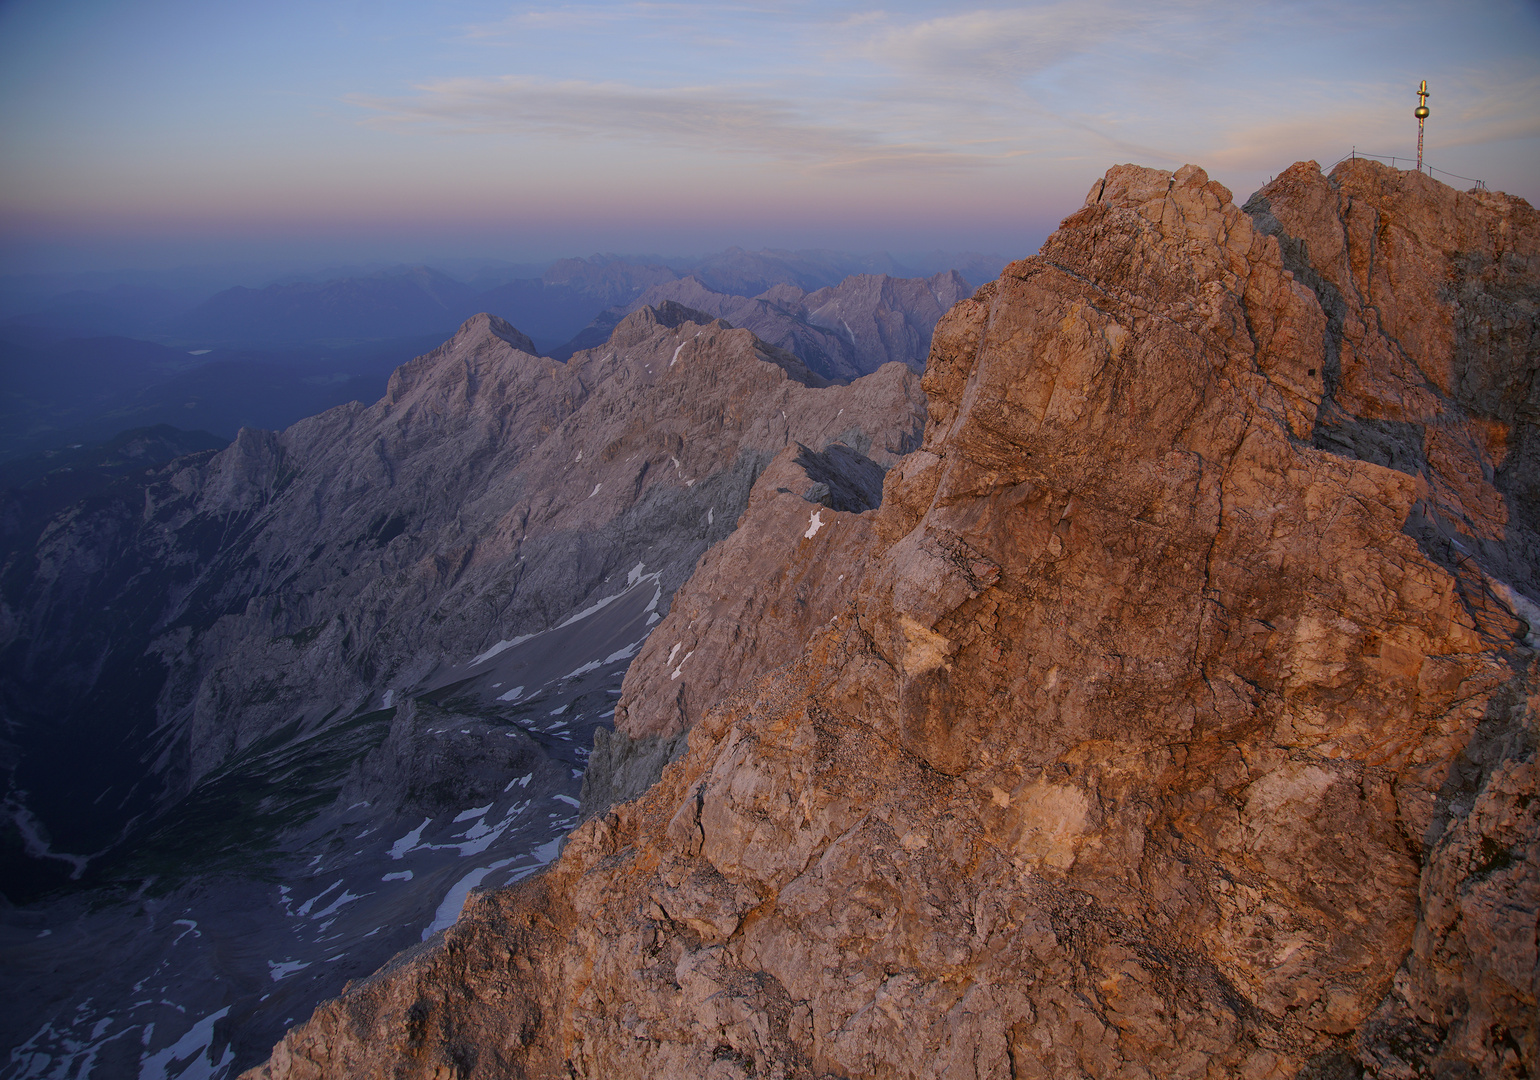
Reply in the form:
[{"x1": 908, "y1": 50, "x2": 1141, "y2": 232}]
[{"x1": 1, "y1": 0, "x2": 1537, "y2": 274}]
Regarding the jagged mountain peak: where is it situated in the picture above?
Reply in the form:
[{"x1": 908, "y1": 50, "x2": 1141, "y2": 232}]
[
  {"x1": 606, "y1": 298, "x2": 726, "y2": 349},
  {"x1": 616, "y1": 300, "x2": 723, "y2": 335},
  {"x1": 382, "y1": 312, "x2": 543, "y2": 407},
  {"x1": 473, "y1": 312, "x2": 540, "y2": 355},
  {"x1": 433, "y1": 310, "x2": 540, "y2": 356}
]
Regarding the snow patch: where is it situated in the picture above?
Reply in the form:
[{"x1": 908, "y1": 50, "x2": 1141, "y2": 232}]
[
  {"x1": 804, "y1": 510, "x2": 824, "y2": 539},
  {"x1": 589, "y1": 483, "x2": 601, "y2": 498},
  {"x1": 296, "y1": 879, "x2": 342, "y2": 916},
  {"x1": 381, "y1": 689, "x2": 394, "y2": 709},
  {"x1": 471, "y1": 634, "x2": 534, "y2": 666},
  {"x1": 382, "y1": 870, "x2": 413, "y2": 882},
  {"x1": 496, "y1": 685, "x2": 525, "y2": 702},
  {"x1": 562, "y1": 639, "x2": 643, "y2": 680},
  {"x1": 448, "y1": 815, "x2": 514, "y2": 857},
  {"x1": 422, "y1": 858, "x2": 517, "y2": 941},
  {"x1": 389, "y1": 818, "x2": 432, "y2": 860},
  {"x1": 454, "y1": 803, "x2": 493, "y2": 823},
  {"x1": 138, "y1": 1007, "x2": 231, "y2": 1080},
  {"x1": 670, "y1": 342, "x2": 686, "y2": 367},
  {"x1": 309, "y1": 889, "x2": 366, "y2": 921},
  {"x1": 555, "y1": 576, "x2": 654, "y2": 629},
  {"x1": 268, "y1": 961, "x2": 309, "y2": 982},
  {"x1": 553, "y1": 794, "x2": 580, "y2": 808}
]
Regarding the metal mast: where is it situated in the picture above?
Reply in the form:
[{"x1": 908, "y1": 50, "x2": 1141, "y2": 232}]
[{"x1": 1415, "y1": 80, "x2": 1430, "y2": 172}]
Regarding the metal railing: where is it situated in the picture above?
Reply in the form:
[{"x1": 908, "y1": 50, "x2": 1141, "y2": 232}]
[{"x1": 1329, "y1": 148, "x2": 1489, "y2": 191}]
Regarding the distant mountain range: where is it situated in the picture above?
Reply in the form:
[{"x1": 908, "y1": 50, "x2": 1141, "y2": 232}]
[
  {"x1": 3, "y1": 249, "x2": 1007, "y2": 353},
  {"x1": 0, "y1": 249, "x2": 1007, "y2": 460},
  {"x1": 555, "y1": 271, "x2": 973, "y2": 379},
  {"x1": 154, "y1": 250, "x2": 1005, "y2": 354}
]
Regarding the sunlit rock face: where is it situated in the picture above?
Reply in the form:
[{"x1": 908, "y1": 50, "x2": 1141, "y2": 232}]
[{"x1": 249, "y1": 160, "x2": 1537, "y2": 1080}]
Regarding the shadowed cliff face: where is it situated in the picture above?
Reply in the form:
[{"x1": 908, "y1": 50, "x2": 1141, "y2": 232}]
[{"x1": 249, "y1": 161, "x2": 1537, "y2": 1080}]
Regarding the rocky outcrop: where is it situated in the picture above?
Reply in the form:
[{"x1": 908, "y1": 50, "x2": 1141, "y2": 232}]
[
  {"x1": 560, "y1": 272, "x2": 974, "y2": 380},
  {"x1": 250, "y1": 159, "x2": 1537, "y2": 1079},
  {"x1": 799, "y1": 271, "x2": 973, "y2": 375}
]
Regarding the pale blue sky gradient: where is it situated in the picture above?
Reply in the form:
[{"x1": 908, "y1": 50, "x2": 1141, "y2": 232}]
[{"x1": 2, "y1": 0, "x2": 1537, "y2": 271}]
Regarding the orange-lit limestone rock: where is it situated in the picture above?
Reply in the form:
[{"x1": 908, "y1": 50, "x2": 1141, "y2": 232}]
[{"x1": 247, "y1": 161, "x2": 1537, "y2": 1079}]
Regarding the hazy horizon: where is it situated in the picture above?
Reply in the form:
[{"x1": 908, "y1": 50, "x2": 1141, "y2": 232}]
[{"x1": 3, "y1": 1, "x2": 1538, "y2": 275}]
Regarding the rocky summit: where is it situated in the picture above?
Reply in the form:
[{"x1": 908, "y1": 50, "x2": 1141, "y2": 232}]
[{"x1": 248, "y1": 160, "x2": 1537, "y2": 1080}]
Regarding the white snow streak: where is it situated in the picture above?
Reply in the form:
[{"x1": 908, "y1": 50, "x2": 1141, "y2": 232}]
[
  {"x1": 471, "y1": 634, "x2": 534, "y2": 666},
  {"x1": 562, "y1": 640, "x2": 643, "y2": 681},
  {"x1": 268, "y1": 961, "x2": 309, "y2": 982},
  {"x1": 138, "y1": 1007, "x2": 232, "y2": 1080},
  {"x1": 422, "y1": 857, "x2": 517, "y2": 941},
  {"x1": 389, "y1": 818, "x2": 432, "y2": 860}
]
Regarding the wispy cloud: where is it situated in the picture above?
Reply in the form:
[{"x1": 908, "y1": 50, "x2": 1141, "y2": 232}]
[
  {"x1": 852, "y1": 2, "x2": 1159, "y2": 82},
  {"x1": 348, "y1": 76, "x2": 1002, "y2": 172},
  {"x1": 461, "y1": 2, "x2": 812, "y2": 41}
]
